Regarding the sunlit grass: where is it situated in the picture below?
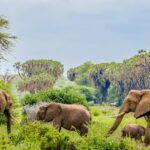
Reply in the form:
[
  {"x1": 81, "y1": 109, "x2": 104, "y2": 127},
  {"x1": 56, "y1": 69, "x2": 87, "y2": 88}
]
[{"x1": 0, "y1": 105, "x2": 149, "y2": 150}]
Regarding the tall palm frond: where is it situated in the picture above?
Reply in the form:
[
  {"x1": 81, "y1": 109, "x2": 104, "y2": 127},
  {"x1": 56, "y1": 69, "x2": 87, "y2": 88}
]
[{"x1": 0, "y1": 16, "x2": 16, "y2": 57}]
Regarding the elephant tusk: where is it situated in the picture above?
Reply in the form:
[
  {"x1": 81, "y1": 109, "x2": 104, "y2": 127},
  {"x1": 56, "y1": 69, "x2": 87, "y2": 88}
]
[{"x1": 110, "y1": 112, "x2": 125, "y2": 118}]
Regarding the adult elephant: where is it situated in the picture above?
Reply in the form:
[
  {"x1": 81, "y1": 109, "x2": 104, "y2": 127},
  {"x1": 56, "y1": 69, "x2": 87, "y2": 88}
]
[
  {"x1": 36, "y1": 102, "x2": 91, "y2": 136},
  {"x1": 107, "y1": 89, "x2": 150, "y2": 145},
  {"x1": 0, "y1": 90, "x2": 12, "y2": 133}
]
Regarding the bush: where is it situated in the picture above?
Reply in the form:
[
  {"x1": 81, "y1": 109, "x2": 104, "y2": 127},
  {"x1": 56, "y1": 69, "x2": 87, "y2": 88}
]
[
  {"x1": 21, "y1": 89, "x2": 87, "y2": 107},
  {"x1": 63, "y1": 85, "x2": 99, "y2": 102},
  {"x1": 10, "y1": 122, "x2": 76, "y2": 150},
  {"x1": 0, "y1": 116, "x2": 147, "y2": 150},
  {"x1": 91, "y1": 108, "x2": 101, "y2": 117}
]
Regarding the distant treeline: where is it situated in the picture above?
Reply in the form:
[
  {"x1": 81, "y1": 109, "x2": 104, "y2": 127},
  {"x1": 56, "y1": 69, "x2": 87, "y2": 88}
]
[
  {"x1": 13, "y1": 51, "x2": 150, "y2": 106},
  {"x1": 67, "y1": 50, "x2": 150, "y2": 105}
]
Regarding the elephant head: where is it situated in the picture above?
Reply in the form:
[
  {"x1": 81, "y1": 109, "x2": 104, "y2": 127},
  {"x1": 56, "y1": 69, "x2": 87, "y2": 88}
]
[
  {"x1": 0, "y1": 90, "x2": 12, "y2": 133},
  {"x1": 36, "y1": 103, "x2": 62, "y2": 122},
  {"x1": 139, "y1": 126, "x2": 146, "y2": 136},
  {"x1": 107, "y1": 89, "x2": 150, "y2": 136}
]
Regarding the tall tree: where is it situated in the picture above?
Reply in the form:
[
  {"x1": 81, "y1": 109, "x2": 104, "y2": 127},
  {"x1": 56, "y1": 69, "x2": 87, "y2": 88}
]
[
  {"x1": 14, "y1": 59, "x2": 64, "y2": 93},
  {"x1": 0, "y1": 16, "x2": 16, "y2": 59}
]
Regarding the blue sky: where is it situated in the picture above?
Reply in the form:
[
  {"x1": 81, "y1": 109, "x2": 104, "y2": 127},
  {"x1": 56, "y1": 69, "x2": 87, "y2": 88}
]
[{"x1": 0, "y1": 0, "x2": 150, "y2": 74}]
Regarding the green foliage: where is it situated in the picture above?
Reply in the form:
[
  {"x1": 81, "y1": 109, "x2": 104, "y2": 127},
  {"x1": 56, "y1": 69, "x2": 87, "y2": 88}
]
[
  {"x1": 10, "y1": 123, "x2": 76, "y2": 150},
  {"x1": 91, "y1": 108, "x2": 101, "y2": 116},
  {"x1": 67, "y1": 51, "x2": 150, "y2": 104},
  {"x1": 0, "y1": 16, "x2": 16, "y2": 58},
  {"x1": 63, "y1": 85, "x2": 98, "y2": 102},
  {"x1": 21, "y1": 88, "x2": 87, "y2": 106},
  {"x1": 53, "y1": 76, "x2": 75, "y2": 89},
  {"x1": 0, "y1": 79, "x2": 12, "y2": 93},
  {"x1": 67, "y1": 61, "x2": 93, "y2": 86},
  {"x1": 106, "y1": 84, "x2": 120, "y2": 103},
  {"x1": 0, "y1": 106, "x2": 149, "y2": 150},
  {"x1": 14, "y1": 59, "x2": 64, "y2": 93}
]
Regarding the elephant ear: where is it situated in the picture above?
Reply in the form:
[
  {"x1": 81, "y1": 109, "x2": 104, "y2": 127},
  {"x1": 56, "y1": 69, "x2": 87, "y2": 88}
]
[{"x1": 134, "y1": 90, "x2": 150, "y2": 119}]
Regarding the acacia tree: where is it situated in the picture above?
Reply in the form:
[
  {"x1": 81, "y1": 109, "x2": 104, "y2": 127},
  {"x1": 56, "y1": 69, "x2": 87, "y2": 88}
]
[
  {"x1": 107, "y1": 51, "x2": 150, "y2": 105},
  {"x1": 67, "y1": 61, "x2": 93, "y2": 86},
  {"x1": 67, "y1": 62, "x2": 111, "y2": 103},
  {"x1": 67, "y1": 51, "x2": 150, "y2": 104},
  {"x1": 0, "y1": 16, "x2": 16, "y2": 60},
  {"x1": 14, "y1": 59, "x2": 64, "y2": 93},
  {"x1": 89, "y1": 63, "x2": 111, "y2": 102}
]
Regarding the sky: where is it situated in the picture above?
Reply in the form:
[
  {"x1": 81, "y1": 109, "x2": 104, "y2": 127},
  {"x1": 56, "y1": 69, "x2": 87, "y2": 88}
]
[{"x1": 0, "y1": 0, "x2": 150, "y2": 75}]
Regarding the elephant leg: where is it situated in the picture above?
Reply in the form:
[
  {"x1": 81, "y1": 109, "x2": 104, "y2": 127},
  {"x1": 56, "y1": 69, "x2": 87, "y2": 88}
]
[
  {"x1": 80, "y1": 125, "x2": 88, "y2": 136},
  {"x1": 144, "y1": 121, "x2": 150, "y2": 145},
  {"x1": 53, "y1": 117, "x2": 62, "y2": 132},
  {"x1": 4, "y1": 109, "x2": 11, "y2": 134}
]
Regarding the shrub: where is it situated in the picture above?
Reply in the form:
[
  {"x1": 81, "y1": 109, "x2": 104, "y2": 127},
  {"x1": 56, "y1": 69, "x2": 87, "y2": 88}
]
[
  {"x1": 63, "y1": 85, "x2": 98, "y2": 102},
  {"x1": 91, "y1": 108, "x2": 101, "y2": 117},
  {"x1": 10, "y1": 122, "x2": 76, "y2": 150},
  {"x1": 21, "y1": 89, "x2": 87, "y2": 106}
]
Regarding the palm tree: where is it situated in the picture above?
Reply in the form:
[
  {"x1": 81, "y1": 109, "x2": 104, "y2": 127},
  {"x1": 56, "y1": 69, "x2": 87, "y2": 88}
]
[{"x1": 0, "y1": 16, "x2": 16, "y2": 59}]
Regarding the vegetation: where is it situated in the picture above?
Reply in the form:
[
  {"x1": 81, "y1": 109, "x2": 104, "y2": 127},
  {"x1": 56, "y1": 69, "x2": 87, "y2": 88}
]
[
  {"x1": 14, "y1": 59, "x2": 64, "y2": 93},
  {"x1": 63, "y1": 85, "x2": 98, "y2": 103},
  {"x1": 67, "y1": 51, "x2": 150, "y2": 105},
  {"x1": 0, "y1": 106, "x2": 148, "y2": 150},
  {"x1": 21, "y1": 88, "x2": 87, "y2": 106},
  {"x1": 0, "y1": 13, "x2": 150, "y2": 150},
  {"x1": 0, "y1": 16, "x2": 16, "y2": 60}
]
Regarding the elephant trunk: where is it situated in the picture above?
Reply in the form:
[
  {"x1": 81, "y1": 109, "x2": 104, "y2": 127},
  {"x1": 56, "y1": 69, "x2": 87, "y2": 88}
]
[{"x1": 107, "y1": 106, "x2": 126, "y2": 136}]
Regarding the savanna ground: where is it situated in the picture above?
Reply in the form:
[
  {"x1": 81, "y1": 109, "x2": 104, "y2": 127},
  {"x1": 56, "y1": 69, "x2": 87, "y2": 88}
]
[{"x1": 0, "y1": 105, "x2": 149, "y2": 150}]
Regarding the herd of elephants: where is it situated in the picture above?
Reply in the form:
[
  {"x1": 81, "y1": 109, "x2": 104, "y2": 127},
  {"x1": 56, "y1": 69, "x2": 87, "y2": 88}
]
[{"x1": 0, "y1": 89, "x2": 150, "y2": 146}]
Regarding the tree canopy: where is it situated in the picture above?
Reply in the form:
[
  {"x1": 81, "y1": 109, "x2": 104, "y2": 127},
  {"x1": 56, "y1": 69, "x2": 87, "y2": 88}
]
[
  {"x1": 14, "y1": 59, "x2": 64, "y2": 93},
  {"x1": 67, "y1": 51, "x2": 150, "y2": 105},
  {"x1": 0, "y1": 16, "x2": 16, "y2": 60}
]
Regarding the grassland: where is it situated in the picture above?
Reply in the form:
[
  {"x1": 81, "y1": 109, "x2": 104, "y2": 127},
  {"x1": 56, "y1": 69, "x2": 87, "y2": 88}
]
[{"x1": 0, "y1": 105, "x2": 149, "y2": 150}]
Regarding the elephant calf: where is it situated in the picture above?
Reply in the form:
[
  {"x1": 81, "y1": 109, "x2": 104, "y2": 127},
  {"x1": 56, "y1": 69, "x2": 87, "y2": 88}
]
[
  {"x1": 36, "y1": 102, "x2": 91, "y2": 136},
  {"x1": 121, "y1": 124, "x2": 145, "y2": 141}
]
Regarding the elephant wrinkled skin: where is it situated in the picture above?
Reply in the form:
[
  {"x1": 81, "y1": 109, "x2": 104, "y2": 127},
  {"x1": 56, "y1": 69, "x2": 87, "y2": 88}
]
[
  {"x1": 36, "y1": 102, "x2": 91, "y2": 136},
  {"x1": 107, "y1": 89, "x2": 150, "y2": 145}
]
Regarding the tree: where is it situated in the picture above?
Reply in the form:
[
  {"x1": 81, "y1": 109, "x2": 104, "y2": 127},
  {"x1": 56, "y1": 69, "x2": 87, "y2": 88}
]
[
  {"x1": 89, "y1": 63, "x2": 111, "y2": 103},
  {"x1": 1, "y1": 69, "x2": 15, "y2": 82},
  {"x1": 14, "y1": 59, "x2": 64, "y2": 93},
  {"x1": 67, "y1": 61, "x2": 93, "y2": 86},
  {"x1": 67, "y1": 51, "x2": 150, "y2": 104},
  {"x1": 0, "y1": 16, "x2": 16, "y2": 60}
]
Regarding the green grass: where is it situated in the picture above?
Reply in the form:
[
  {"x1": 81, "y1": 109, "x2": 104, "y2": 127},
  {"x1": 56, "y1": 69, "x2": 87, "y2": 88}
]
[{"x1": 0, "y1": 106, "x2": 149, "y2": 150}]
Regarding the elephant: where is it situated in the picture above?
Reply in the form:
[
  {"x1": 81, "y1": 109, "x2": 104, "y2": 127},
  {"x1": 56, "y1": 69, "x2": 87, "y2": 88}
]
[
  {"x1": 23, "y1": 102, "x2": 48, "y2": 122},
  {"x1": 36, "y1": 102, "x2": 91, "y2": 136},
  {"x1": 121, "y1": 124, "x2": 145, "y2": 141},
  {"x1": 0, "y1": 90, "x2": 12, "y2": 133},
  {"x1": 107, "y1": 89, "x2": 150, "y2": 145}
]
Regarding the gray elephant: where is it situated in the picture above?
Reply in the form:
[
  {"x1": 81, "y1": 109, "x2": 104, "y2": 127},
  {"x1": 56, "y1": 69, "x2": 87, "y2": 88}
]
[
  {"x1": 0, "y1": 90, "x2": 12, "y2": 133},
  {"x1": 23, "y1": 102, "x2": 48, "y2": 122},
  {"x1": 107, "y1": 89, "x2": 150, "y2": 145},
  {"x1": 121, "y1": 124, "x2": 145, "y2": 141},
  {"x1": 36, "y1": 102, "x2": 91, "y2": 136}
]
